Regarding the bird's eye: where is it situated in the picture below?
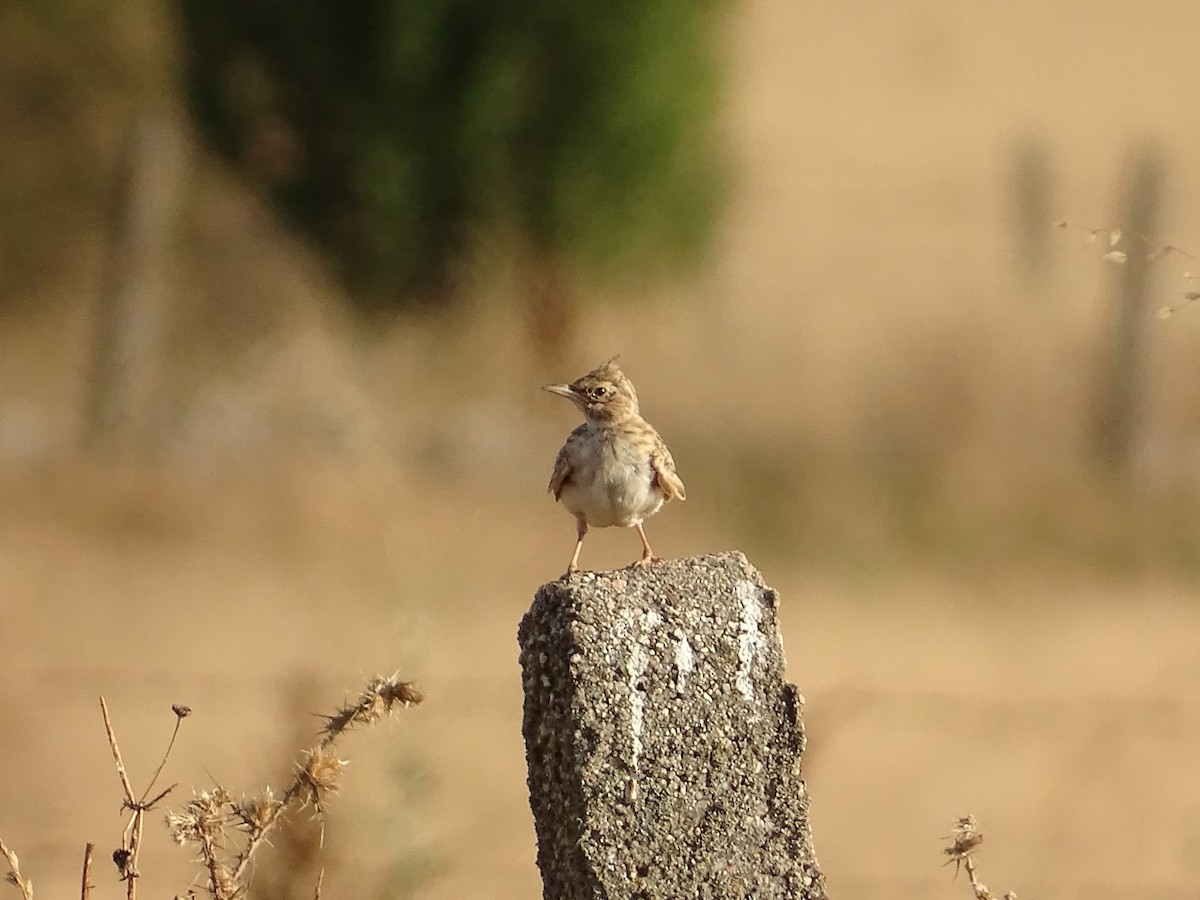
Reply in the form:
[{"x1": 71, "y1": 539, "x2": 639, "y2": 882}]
[{"x1": 593, "y1": 387, "x2": 607, "y2": 398}]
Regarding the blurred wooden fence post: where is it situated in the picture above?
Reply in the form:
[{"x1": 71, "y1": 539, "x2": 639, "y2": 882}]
[
  {"x1": 1009, "y1": 136, "x2": 1053, "y2": 287},
  {"x1": 82, "y1": 110, "x2": 185, "y2": 451},
  {"x1": 518, "y1": 552, "x2": 827, "y2": 899},
  {"x1": 1094, "y1": 145, "x2": 1164, "y2": 476}
]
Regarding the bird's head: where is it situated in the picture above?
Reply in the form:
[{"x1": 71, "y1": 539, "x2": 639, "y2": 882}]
[{"x1": 543, "y1": 356, "x2": 639, "y2": 424}]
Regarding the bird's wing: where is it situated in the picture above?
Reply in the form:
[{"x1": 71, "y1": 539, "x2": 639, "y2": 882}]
[
  {"x1": 548, "y1": 425, "x2": 586, "y2": 500},
  {"x1": 650, "y1": 437, "x2": 686, "y2": 502}
]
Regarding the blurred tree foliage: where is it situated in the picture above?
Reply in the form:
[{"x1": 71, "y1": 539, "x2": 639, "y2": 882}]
[{"x1": 177, "y1": 0, "x2": 728, "y2": 312}]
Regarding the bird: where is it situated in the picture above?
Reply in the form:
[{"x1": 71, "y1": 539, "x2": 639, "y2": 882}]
[{"x1": 543, "y1": 357, "x2": 686, "y2": 576}]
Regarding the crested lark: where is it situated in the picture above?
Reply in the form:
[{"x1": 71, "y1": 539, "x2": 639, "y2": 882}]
[{"x1": 543, "y1": 357, "x2": 686, "y2": 576}]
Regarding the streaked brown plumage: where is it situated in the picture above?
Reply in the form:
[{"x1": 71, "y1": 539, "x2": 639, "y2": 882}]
[{"x1": 543, "y1": 357, "x2": 685, "y2": 576}]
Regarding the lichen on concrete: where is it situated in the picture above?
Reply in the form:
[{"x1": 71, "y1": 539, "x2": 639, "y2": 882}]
[{"x1": 518, "y1": 551, "x2": 827, "y2": 899}]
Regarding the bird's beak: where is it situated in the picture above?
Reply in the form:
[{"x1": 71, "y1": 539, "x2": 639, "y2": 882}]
[{"x1": 542, "y1": 384, "x2": 577, "y2": 401}]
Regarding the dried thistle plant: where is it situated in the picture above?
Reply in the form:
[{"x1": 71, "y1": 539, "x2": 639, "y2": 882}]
[
  {"x1": 167, "y1": 673, "x2": 422, "y2": 900},
  {"x1": 1056, "y1": 219, "x2": 1200, "y2": 318},
  {"x1": 942, "y1": 814, "x2": 1017, "y2": 900},
  {"x1": 0, "y1": 675, "x2": 420, "y2": 900}
]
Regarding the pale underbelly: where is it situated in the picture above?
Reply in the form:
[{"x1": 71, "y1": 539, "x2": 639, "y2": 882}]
[{"x1": 559, "y1": 475, "x2": 665, "y2": 528}]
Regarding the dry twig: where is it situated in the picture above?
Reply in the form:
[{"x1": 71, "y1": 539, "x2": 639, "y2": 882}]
[
  {"x1": 0, "y1": 839, "x2": 33, "y2": 900},
  {"x1": 1056, "y1": 219, "x2": 1200, "y2": 318},
  {"x1": 100, "y1": 697, "x2": 188, "y2": 900},
  {"x1": 80, "y1": 844, "x2": 94, "y2": 900}
]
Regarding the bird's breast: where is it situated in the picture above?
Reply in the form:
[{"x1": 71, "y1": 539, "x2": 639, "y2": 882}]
[{"x1": 558, "y1": 429, "x2": 665, "y2": 528}]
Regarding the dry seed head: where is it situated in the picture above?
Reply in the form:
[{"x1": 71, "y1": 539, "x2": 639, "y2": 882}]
[
  {"x1": 943, "y1": 814, "x2": 984, "y2": 866},
  {"x1": 112, "y1": 849, "x2": 133, "y2": 880},
  {"x1": 165, "y1": 810, "x2": 198, "y2": 847},
  {"x1": 299, "y1": 746, "x2": 346, "y2": 801},
  {"x1": 237, "y1": 788, "x2": 281, "y2": 832},
  {"x1": 167, "y1": 788, "x2": 236, "y2": 846},
  {"x1": 1, "y1": 839, "x2": 33, "y2": 899},
  {"x1": 951, "y1": 814, "x2": 980, "y2": 839},
  {"x1": 0, "y1": 841, "x2": 19, "y2": 874}
]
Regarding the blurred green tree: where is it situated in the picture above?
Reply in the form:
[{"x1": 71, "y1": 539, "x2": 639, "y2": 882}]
[{"x1": 177, "y1": 0, "x2": 727, "y2": 344}]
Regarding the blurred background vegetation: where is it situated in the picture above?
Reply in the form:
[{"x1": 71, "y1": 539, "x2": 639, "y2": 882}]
[
  {"x1": 4, "y1": 0, "x2": 1200, "y2": 898},
  {"x1": 179, "y1": 0, "x2": 726, "y2": 347}
]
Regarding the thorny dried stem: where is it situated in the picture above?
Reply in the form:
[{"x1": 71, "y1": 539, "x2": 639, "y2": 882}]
[
  {"x1": 0, "y1": 838, "x2": 33, "y2": 900},
  {"x1": 943, "y1": 815, "x2": 1017, "y2": 900},
  {"x1": 1056, "y1": 219, "x2": 1200, "y2": 317},
  {"x1": 0, "y1": 677, "x2": 417, "y2": 900},
  {"x1": 167, "y1": 673, "x2": 422, "y2": 900}
]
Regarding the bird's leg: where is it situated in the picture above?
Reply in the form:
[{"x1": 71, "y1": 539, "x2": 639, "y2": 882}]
[
  {"x1": 565, "y1": 518, "x2": 588, "y2": 576},
  {"x1": 632, "y1": 522, "x2": 662, "y2": 567}
]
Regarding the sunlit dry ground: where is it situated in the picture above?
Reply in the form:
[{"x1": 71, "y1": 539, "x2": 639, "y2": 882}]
[
  {"x1": 4, "y1": 0, "x2": 1200, "y2": 898},
  {"x1": 2, "y1": 467, "x2": 1200, "y2": 900}
]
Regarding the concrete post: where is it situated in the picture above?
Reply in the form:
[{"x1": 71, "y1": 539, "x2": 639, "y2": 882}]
[{"x1": 518, "y1": 552, "x2": 827, "y2": 899}]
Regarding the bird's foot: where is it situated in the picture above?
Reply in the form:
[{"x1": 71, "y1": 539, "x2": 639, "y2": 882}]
[{"x1": 631, "y1": 555, "x2": 664, "y2": 568}]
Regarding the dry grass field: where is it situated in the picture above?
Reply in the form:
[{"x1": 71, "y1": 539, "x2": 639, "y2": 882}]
[{"x1": 4, "y1": 1, "x2": 1200, "y2": 898}]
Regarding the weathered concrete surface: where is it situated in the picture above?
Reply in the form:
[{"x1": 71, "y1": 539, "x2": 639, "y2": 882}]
[{"x1": 518, "y1": 552, "x2": 826, "y2": 900}]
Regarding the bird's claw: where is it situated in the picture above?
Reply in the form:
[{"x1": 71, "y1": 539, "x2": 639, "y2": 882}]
[{"x1": 631, "y1": 556, "x2": 664, "y2": 568}]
